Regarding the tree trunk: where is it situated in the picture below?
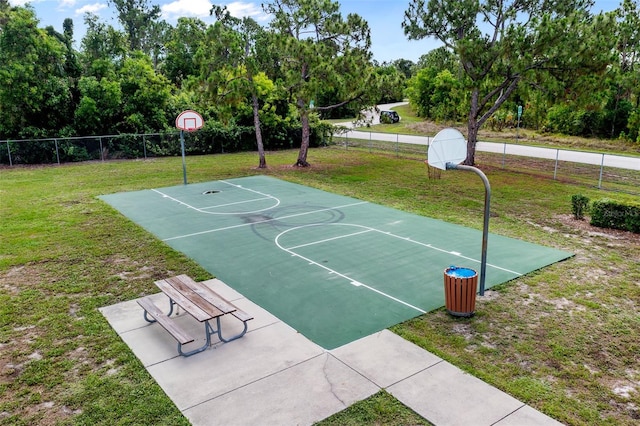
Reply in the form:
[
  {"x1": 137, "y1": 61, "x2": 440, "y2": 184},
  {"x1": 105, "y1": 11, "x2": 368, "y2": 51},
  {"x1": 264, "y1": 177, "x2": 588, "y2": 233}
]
[
  {"x1": 465, "y1": 88, "x2": 480, "y2": 166},
  {"x1": 295, "y1": 98, "x2": 311, "y2": 167},
  {"x1": 466, "y1": 121, "x2": 479, "y2": 166},
  {"x1": 251, "y1": 91, "x2": 266, "y2": 168}
]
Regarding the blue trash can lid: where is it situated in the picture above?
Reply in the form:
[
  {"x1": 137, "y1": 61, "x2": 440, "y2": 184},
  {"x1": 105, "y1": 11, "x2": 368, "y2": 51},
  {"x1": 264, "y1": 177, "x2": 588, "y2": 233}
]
[{"x1": 445, "y1": 266, "x2": 477, "y2": 278}]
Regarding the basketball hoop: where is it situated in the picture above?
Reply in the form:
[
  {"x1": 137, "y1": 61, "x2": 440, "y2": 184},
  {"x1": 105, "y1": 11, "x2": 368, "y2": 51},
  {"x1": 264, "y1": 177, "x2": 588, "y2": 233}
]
[
  {"x1": 175, "y1": 110, "x2": 204, "y2": 185},
  {"x1": 428, "y1": 128, "x2": 491, "y2": 296},
  {"x1": 427, "y1": 128, "x2": 466, "y2": 170},
  {"x1": 176, "y1": 110, "x2": 204, "y2": 132}
]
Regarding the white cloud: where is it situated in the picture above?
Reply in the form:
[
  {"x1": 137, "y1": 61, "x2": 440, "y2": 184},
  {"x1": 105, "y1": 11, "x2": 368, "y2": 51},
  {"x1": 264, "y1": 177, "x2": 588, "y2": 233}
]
[
  {"x1": 8, "y1": 0, "x2": 35, "y2": 6},
  {"x1": 161, "y1": 1, "x2": 268, "y2": 22},
  {"x1": 9, "y1": 0, "x2": 78, "y2": 11},
  {"x1": 10, "y1": 0, "x2": 76, "y2": 10},
  {"x1": 75, "y1": 3, "x2": 108, "y2": 16},
  {"x1": 161, "y1": 0, "x2": 214, "y2": 19},
  {"x1": 225, "y1": 1, "x2": 266, "y2": 20}
]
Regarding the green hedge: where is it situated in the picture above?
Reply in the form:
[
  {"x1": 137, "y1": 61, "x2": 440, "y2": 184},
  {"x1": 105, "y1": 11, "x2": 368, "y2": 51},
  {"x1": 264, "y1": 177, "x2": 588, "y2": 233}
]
[
  {"x1": 590, "y1": 198, "x2": 640, "y2": 234},
  {"x1": 571, "y1": 194, "x2": 590, "y2": 220}
]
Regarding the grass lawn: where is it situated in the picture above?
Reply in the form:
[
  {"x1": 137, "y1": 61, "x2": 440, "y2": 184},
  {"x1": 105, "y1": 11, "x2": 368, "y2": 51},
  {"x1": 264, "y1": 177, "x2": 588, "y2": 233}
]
[{"x1": 1, "y1": 148, "x2": 639, "y2": 425}]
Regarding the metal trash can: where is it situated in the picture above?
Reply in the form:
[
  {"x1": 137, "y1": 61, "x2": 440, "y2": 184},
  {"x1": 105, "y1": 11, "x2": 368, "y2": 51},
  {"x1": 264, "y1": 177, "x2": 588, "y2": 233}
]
[{"x1": 444, "y1": 266, "x2": 478, "y2": 317}]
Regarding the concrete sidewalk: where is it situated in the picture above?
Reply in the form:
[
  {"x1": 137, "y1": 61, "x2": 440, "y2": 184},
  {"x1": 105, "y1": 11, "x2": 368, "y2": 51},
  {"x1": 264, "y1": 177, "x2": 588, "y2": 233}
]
[{"x1": 100, "y1": 279, "x2": 562, "y2": 426}]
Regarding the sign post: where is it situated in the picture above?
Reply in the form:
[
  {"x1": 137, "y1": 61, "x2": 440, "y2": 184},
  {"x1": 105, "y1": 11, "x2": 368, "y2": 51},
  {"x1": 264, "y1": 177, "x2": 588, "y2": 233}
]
[
  {"x1": 516, "y1": 105, "x2": 522, "y2": 144},
  {"x1": 175, "y1": 110, "x2": 204, "y2": 185}
]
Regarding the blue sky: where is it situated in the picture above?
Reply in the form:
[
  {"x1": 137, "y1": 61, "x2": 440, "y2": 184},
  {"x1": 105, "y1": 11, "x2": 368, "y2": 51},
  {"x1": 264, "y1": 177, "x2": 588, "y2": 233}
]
[{"x1": 10, "y1": 0, "x2": 623, "y2": 63}]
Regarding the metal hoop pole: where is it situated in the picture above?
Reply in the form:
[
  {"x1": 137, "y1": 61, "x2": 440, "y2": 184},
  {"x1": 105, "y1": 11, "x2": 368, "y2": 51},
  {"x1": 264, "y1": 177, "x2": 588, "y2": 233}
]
[{"x1": 446, "y1": 163, "x2": 491, "y2": 295}]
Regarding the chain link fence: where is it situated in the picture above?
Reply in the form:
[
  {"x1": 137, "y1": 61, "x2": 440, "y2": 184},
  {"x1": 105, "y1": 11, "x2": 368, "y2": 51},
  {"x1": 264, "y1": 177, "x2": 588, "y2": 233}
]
[
  {"x1": 332, "y1": 133, "x2": 640, "y2": 196},
  {"x1": 0, "y1": 131, "x2": 237, "y2": 166},
  {"x1": 3, "y1": 130, "x2": 638, "y2": 196}
]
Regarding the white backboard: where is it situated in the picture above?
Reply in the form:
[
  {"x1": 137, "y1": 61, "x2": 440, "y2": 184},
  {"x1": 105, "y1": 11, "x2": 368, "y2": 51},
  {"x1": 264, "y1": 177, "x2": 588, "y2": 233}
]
[
  {"x1": 427, "y1": 128, "x2": 467, "y2": 170},
  {"x1": 176, "y1": 110, "x2": 204, "y2": 132}
]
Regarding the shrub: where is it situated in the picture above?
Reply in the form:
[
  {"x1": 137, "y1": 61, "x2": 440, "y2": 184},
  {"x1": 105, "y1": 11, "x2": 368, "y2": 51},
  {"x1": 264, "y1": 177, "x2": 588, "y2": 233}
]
[
  {"x1": 544, "y1": 105, "x2": 604, "y2": 137},
  {"x1": 571, "y1": 194, "x2": 590, "y2": 220},
  {"x1": 626, "y1": 207, "x2": 640, "y2": 233},
  {"x1": 626, "y1": 107, "x2": 640, "y2": 142},
  {"x1": 590, "y1": 198, "x2": 640, "y2": 233}
]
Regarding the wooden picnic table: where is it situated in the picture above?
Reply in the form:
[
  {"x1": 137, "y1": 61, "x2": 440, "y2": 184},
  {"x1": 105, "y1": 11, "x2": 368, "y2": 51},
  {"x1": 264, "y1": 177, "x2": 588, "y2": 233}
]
[{"x1": 138, "y1": 275, "x2": 253, "y2": 357}]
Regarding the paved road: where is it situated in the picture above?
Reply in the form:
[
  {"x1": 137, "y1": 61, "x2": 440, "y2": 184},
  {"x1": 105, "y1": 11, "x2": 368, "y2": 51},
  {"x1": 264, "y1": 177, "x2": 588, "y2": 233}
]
[
  {"x1": 336, "y1": 102, "x2": 409, "y2": 127},
  {"x1": 336, "y1": 103, "x2": 640, "y2": 171}
]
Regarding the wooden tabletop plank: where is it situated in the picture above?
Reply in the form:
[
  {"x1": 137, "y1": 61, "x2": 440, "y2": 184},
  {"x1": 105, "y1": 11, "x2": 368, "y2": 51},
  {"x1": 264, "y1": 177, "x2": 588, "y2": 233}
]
[
  {"x1": 165, "y1": 276, "x2": 225, "y2": 319},
  {"x1": 175, "y1": 275, "x2": 237, "y2": 314},
  {"x1": 155, "y1": 279, "x2": 222, "y2": 322}
]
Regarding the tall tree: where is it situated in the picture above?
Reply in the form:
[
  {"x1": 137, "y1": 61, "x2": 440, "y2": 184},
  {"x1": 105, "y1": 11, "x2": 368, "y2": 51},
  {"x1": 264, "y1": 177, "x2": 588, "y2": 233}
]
[
  {"x1": 263, "y1": 0, "x2": 377, "y2": 166},
  {"x1": 163, "y1": 17, "x2": 207, "y2": 88},
  {"x1": 375, "y1": 64, "x2": 407, "y2": 104},
  {"x1": 0, "y1": 6, "x2": 74, "y2": 138},
  {"x1": 403, "y1": 0, "x2": 615, "y2": 165},
  {"x1": 392, "y1": 58, "x2": 415, "y2": 79},
  {"x1": 80, "y1": 12, "x2": 127, "y2": 74},
  {"x1": 117, "y1": 51, "x2": 172, "y2": 132},
  {"x1": 74, "y1": 76, "x2": 123, "y2": 135},
  {"x1": 613, "y1": 0, "x2": 640, "y2": 140},
  {"x1": 45, "y1": 19, "x2": 81, "y2": 80},
  {"x1": 407, "y1": 66, "x2": 463, "y2": 121},
  {"x1": 415, "y1": 46, "x2": 458, "y2": 74},
  {"x1": 108, "y1": 0, "x2": 161, "y2": 52},
  {"x1": 615, "y1": 0, "x2": 640, "y2": 95},
  {"x1": 204, "y1": 5, "x2": 273, "y2": 168},
  {"x1": 143, "y1": 19, "x2": 171, "y2": 70}
]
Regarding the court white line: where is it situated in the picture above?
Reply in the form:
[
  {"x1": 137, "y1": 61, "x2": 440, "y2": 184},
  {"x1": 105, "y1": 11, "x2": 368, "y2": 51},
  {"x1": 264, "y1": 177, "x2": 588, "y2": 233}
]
[
  {"x1": 162, "y1": 201, "x2": 369, "y2": 241},
  {"x1": 274, "y1": 227, "x2": 426, "y2": 314},
  {"x1": 286, "y1": 229, "x2": 374, "y2": 250},
  {"x1": 152, "y1": 188, "x2": 200, "y2": 211},
  {"x1": 219, "y1": 180, "x2": 275, "y2": 198},
  {"x1": 274, "y1": 222, "x2": 524, "y2": 314},
  {"x1": 378, "y1": 229, "x2": 523, "y2": 276},
  {"x1": 277, "y1": 223, "x2": 523, "y2": 276},
  {"x1": 218, "y1": 180, "x2": 283, "y2": 212},
  {"x1": 152, "y1": 181, "x2": 280, "y2": 215}
]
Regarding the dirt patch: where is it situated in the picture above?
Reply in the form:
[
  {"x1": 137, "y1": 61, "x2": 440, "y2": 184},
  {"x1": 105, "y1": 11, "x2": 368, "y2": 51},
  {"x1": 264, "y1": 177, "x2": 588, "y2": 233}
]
[{"x1": 555, "y1": 214, "x2": 640, "y2": 245}]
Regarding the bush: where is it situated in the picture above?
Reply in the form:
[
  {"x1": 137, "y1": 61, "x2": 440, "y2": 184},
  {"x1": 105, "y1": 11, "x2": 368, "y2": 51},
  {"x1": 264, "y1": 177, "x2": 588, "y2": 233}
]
[
  {"x1": 544, "y1": 105, "x2": 604, "y2": 137},
  {"x1": 626, "y1": 107, "x2": 640, "y2": 142},
  {"x1": 571, "y1": 194, "x2": 590, "y2": 220},
  {"x1": 590, "y1": 198, "x2": 640, "y2": 233},
  {"x1": 626, "y1": 207, "x2": 640, "y2": 233}
]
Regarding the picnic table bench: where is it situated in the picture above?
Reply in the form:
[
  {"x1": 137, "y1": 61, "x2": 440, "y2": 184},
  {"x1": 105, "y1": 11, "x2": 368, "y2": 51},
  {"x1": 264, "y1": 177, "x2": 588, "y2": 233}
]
[{"x1": 137, "y1": 275, "x2": 253, "y2": 357}]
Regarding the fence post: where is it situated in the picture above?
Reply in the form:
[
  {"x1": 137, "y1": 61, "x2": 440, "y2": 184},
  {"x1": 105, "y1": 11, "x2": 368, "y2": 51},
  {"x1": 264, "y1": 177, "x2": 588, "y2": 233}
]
[
  {"x1": 425, "y1": 136, "x2": 431, "y2": 160},
  {"x1": 54, "y1": 139, "x2": 60, "y2": 165},
  {"x1": 554, "y1": 149, "x2": 559, "y2": 180},
  {"x1": 502, "y1": 142, "x2": 507, "y2": 168},
  {"x1": 6, "y1": 140, "x2": 12, "y2": 166},
  {"x1": 99, "y1": 137, "x2": 104, "y2": 162},
  {"x1": 598, "y1": 153, "x2": 605, "y2": 189},
  {"x1": 142, "y1": 134, "x2": 147, "y2": 159}
]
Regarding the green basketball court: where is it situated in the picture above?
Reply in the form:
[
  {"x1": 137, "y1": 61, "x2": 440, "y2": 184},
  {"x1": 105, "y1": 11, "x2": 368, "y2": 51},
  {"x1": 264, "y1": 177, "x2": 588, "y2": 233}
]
[{"x1": 100, "y1": 175, "x2": 572, "y2": 349}]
